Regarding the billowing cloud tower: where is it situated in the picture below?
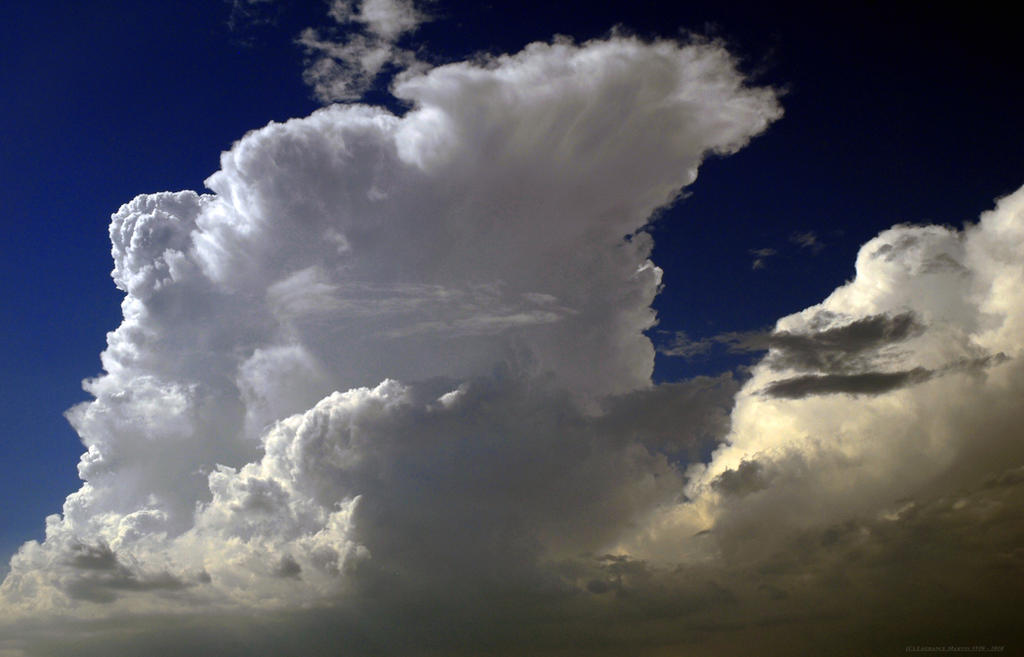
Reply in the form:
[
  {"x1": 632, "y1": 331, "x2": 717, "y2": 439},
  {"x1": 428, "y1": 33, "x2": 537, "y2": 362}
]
[{"x1": 1, "y1": 36, "x2": 779, "y2": 617}]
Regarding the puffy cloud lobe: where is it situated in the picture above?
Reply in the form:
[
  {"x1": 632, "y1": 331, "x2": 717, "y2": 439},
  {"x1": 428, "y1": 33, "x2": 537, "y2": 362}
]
[
  {"x1": 176, "y1": 377, "x2": 717, "y2": 608},
  {"x1": 109, "y1": 191, "x2": 201, "y2": 300}
]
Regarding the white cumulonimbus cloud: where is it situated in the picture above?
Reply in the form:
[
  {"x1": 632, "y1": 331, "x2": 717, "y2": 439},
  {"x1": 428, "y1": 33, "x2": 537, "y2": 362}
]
[{"x1": 3, "y1": 30, "x2": 1023, "y2": 657}]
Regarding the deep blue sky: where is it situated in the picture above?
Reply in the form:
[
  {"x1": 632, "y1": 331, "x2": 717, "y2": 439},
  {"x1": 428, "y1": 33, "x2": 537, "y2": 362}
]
[{"x1": 1, "y1": 0, "x2": 1021, "y2": 569}]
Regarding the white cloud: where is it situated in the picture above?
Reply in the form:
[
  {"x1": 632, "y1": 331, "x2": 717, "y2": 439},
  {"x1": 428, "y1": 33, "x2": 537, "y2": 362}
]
[
  {"x1": 0, "y1": 34, "x2": 785, "y2": 652},
  {"x1": 5, "y1": 23, "x2": 1024, "y2": 655},
  {"x1": 630, "y1": 189, "x2": 1024, "y2": 577},
  {"x1": 300, "y1": 0, "x2": 430, "y2": 102},
  {"x1": 332, "y1": 0, "x2": 425, "y2": 40}
]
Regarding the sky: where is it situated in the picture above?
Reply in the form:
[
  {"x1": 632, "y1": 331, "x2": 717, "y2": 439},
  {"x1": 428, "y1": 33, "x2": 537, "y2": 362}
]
[{"x1": 1, "y1": 1, "x2": 1022, "y2": 655}]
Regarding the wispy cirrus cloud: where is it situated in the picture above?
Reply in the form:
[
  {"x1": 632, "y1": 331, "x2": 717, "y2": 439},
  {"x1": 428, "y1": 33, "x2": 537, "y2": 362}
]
[
  {"x1": 749, "y1": 246, "x2": 777, "y2": 269},
  {"x1": 299, "y1": 0, "x2": 430, "y2": 102},
  {"x1": 789, "y1": 229, "x2": 823, "y2": 253}
]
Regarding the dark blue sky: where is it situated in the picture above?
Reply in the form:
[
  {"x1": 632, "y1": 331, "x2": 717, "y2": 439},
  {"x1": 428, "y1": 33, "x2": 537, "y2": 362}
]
[{"x1": 1, "y1": 0, "x2": 1021, "y2": 568}]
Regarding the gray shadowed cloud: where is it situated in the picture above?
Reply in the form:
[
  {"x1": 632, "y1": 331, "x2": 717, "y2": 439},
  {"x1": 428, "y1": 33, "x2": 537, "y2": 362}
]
[
  {"x1": 760, "y1": 353, "x2": 1009, "y2": 399},
  {"x1": 760, "y1": 366, "x2": 933, "y2": 399},
  {"x1": 658, "y1": 311, "x2": 923, "y2": 369},
  {"x1": 710, "y1": 459, "x2": 771, "y2": 496},
  {"x1": 764, "y1": 310, "x2": 924, "y2": 372},
  {"x1": 660, "y1": 310, "x2": 1007, "y2": 400},
  {"x1": 61, "y1": 541, "x2": 190, "y2": 604}
]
